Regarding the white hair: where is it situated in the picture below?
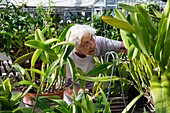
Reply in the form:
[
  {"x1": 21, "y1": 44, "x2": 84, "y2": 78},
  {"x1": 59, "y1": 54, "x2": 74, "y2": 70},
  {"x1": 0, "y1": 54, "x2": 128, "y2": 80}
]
[{"x1": 66, "y1": 24, "x2": 96, "y2": 48}]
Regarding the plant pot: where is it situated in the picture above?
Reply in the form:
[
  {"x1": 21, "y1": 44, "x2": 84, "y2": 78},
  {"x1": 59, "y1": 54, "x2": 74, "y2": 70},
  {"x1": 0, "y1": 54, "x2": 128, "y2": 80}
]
[
  {"x1": 21, "y1": 62, "x2": 42, "y2": 70},
  {"x1": 23, "y1": 89, "x2": 64, "y2": 106},
  {"x1": 108, "y1": 96, "x2": 128, "y2": 113}
]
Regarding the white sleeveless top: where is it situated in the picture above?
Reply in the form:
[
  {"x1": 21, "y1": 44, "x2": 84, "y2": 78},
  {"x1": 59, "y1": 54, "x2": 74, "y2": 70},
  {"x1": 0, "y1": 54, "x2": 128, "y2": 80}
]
[{"x1": 66, "y1": 36, "x2": 122, "y2": 89}]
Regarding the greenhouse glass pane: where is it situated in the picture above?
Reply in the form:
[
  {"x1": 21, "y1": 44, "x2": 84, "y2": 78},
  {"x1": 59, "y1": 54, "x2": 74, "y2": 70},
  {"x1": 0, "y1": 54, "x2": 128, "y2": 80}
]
[{"x1": 0, "y1": 0, "x2": 100, "y2": 6}]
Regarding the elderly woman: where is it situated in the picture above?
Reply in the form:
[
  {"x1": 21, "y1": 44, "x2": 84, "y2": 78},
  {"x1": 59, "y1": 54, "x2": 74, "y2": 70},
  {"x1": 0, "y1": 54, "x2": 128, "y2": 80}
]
[{"x1": 64, "y1": 24, "x2": 127, "y2": 105}]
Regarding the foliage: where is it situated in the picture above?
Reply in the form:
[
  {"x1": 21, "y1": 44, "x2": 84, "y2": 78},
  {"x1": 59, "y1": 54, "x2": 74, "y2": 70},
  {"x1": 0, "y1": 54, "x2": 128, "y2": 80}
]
[
  {"x1": 12, "y1": 25, "x2": 75, "y2": 112},
  {"x1": 0, "y1": 2, "x2": 36, "y2": 60},
  {"x1": 69, "y1": 9, "x2": 121, "y2": 41},
  {"x1": 0, "y1": 78, "x2": 25, "y2": 112},
  {"x1": 102, "y1": 0, "x2": 170, "y2": 112},
  {"x1": 92, "y1": 10, "x2": 122, "y2": 41}
]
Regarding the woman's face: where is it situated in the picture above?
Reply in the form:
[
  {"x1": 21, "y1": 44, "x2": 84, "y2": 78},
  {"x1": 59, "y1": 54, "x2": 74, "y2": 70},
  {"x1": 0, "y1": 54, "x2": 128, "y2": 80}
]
[{"x1": 76, "y1": 34, "x2": 96, "y2": 56}]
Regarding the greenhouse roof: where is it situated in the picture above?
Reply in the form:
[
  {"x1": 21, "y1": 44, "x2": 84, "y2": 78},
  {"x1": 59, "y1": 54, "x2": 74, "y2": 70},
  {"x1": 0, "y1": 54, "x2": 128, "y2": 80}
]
[{"x1": 0, "y1": 0, "x2": 111, "y2": 7}]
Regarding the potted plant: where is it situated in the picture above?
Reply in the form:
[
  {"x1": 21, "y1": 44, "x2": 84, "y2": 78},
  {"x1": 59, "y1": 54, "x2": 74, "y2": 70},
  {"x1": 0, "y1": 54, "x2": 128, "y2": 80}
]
[
  {"x1": 13, "y1": 24, "x2": 75, "y2": 112},
  {"x1": 102, "y1": 0, "x2": 170, "y2": 112},
  {"x1": 69, "y1": 52, "x2": 132, "y2": 112}
]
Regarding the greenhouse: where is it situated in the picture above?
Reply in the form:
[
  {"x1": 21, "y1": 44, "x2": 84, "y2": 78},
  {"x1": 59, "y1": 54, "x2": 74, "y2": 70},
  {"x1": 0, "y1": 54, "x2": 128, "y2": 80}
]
[{"x1": 0, "y1": 0, "x2": 169, "y2": 113}]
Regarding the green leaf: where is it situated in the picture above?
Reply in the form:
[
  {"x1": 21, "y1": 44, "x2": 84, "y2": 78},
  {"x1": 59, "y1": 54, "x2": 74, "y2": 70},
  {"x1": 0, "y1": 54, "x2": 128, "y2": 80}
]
[
  {"x1": 19, "y1": 80, "x2": 39, "y2": 89},
  {"x1": 126, "y1": 32, "x2": 139, "y2": 49},
  {"x1": 76, "y1": 75, "x2": 131, "y2": 83},
  {"x1": 114, "y1": 9, "x2": 127, "y2": 22},
  {"x1": 37, "y1": 28, "x2": 46, "y2": 42},
  {"x1": 127, "y1": 44, "x2": 135, "y2": 59},
  {"x1": 132, "y1": 48, "x2": 138, "y2": 60},
  {"x1": 154, "y1": 18, "x2": 167, "y2": 61},
  {"x1": 120, "y1": 30, "x2": 131, "y2": 49},
  {"x1": 44, "y1": 38, "x2": 59, "y2": 44},
  {"x1": 48, "y1": 99, "x2": 68, "y2": 107},
  {"x1": 151, "y1": 7, "x2": 162, "y2": 18},
  {"x1": 31, "y1": 49, "x2": 43, "y2": 67},
  {"x1": 45, "y1": 59, "x2": 60, "y2": 77},
  {"x1": 86, "y1": 94, "x2": 95, "y2": 113},
  {"x1": 151, "y1": 76, "x2": 163, "y2": 112},
  {"x1": 25, "y1": 40, "x2": 57, "y2": 58},
  {"x1": 34, "y1": 29, "x2": 41, "y2": 41},
  {"x1": 51, "y1": 41, "x2": 75, "y2": 50},
  {"x1": 136, "y1": 4, "x2": 157, "y2": 38},
  {"x1": 13, "y1": 52, "x2": 34, "y2": 64},
  {"x1": 12, "y1": 63, "x2": 25, "y2": 76},
  {"x1": 122, "y1": 93, "x2": 143, "y2": 113},
  {"x1": 26, "y1": 68, "x2": 45, "y2": 77},
  {"x1": 58, "y1": 24, "x2": 74, "y2": 41},
  {"x1": 162, "y1": 0, "x2": 170, "y2": 19},
  {"x1": 102, "y1": 16, "x2": 135, "y2": 33},
  {"x1": 0, "y1": 96, "x2": 11, "y2": 110},
  {"x1": 72, "y1": 98, "x2": 90, "y2": 113},
  {"x1": 132, "y1": 13, "x2": 149, "y2": 56},
  {"x1": 4, "y1": 78, "x2": 12, "y2": 93},
  {"x1": 161, "y1": 75, "x2": 170, "y2": 112},
  {"x1": 87, "y1": 62, "x2": 112, "y2": 75},
  {"x1": 161, "y1": 17, "x2": 170, "y2": 66},
  {"x1": 82, "y1": 95, "x2": 87, "y2": 113},
  {"x1": 11, "y1": 92, "x2": 22, "y2": 102},
  {"x1": 119, "y1": 3, "x2": 137, "y2": 13}
]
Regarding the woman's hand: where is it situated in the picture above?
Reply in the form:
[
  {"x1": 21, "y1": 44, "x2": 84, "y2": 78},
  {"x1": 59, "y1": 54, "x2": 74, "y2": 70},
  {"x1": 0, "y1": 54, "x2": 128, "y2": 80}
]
[{"x1": 78, "y1": 88, "x2": 89, "y2": 94}]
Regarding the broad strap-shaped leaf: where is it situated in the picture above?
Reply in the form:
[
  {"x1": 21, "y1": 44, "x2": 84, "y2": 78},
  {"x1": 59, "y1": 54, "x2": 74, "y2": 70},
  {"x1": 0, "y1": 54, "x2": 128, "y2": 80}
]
[
  {"x1": 102, "y1": 16, "x2": 135, "y2": 33},
  {"x1": 51, "y1": 41, "x2": 75, "y2": 50},
  {"x1": 54, "y1": 24, "x2": 75, "y2": 54},
  {"x1": 154, "y1": 18, "x2": 167, "y2": 61},
  {"x1": 122, "y1": 93, "x2": 143, "y2": 113},
  {"x1": 114, "y1": 9, "x2": 128, "y2": 22},
  {"x1": 119, "y1": 3, "x2": 137, "y2": 13},
  {"x1": 162, "y1": 0, "x2": 170, "y2": 19},
  {"x1": 161, "y1": 16, "x2": 170, "y2": 66},
  {"x1": 131, "y1": 13, "x2": 149, "y2": 56},
  {"x1": 10, "y1": 93, "x2": 22, "y2": 108},
  {"x1": 31, "y1": 49, "x2": 43, "y2": 67},
  {"x1": 25, "y1": 40, "x2": 57, "y2": 58},
  {"x1": 13, "y1": 52, "x2": 34, "y2": 64},
  {"x1": 76, "y1": 75, "x2": 131, "y2": 84},
  {"x1": 4, "y1": 78, "x2": 12, "y2": 93},
  {"x1": 44, "y1": 38, "x2": 59, "y2": 44},
  {"x1": 87, "y1": 62, "x2": 112, "y2": 76},
  {"x1": 0, "y1": 96, "x2": 11, "y2": 110},
  {"x1": 120, "y1": 30, "x2": 131, "y2": 49},
  {"x1": 127, "y1": 44, "x2": 135, "y2": 59},
  {"x1": 86, "y1": 94, "x2": 95, "y2": 113},
  {"x1": 37, "y1": 28, "x2": 46, "y2": 42},
  {"x1": 72, "y1": 95, "x2": 91, "y2": 113},
  {"x1": 151, "y1": 7, "x2": 162, "y2": 18},
  {"x1": 136, "y1": 4, "x2": 157, "y2": 38},
  {"x1": 58, "y1": 24, "x2": 74, "y2": 42},
  {"x1": 126, "y1": 33, "x2": 139, "y2": 49},
  {"x1": 161, "y1": 75, "x2": 170, "y2": 113},
  {"x1": 45, "y1": 59, "x2": 60, "y2": 77},
  {"x1": 34, "y1": 29, "x2": 41, "y2": 41},
  {"x1": 19, "y1": 80, "x2": 39, "y2": 90},
  {"x1": 59, "y1": 44, "x2": 75, "y2": 68},
  {"x1": 131, "y1": 48, "x2": 138, "y2": 60},
  {"x1": 151, "y1": 76, "x2": 163, "y2": 112}
]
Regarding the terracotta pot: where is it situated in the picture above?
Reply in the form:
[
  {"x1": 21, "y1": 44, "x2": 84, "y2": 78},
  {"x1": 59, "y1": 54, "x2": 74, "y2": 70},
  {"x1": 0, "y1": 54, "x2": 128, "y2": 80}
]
[
  {"x1": 23, "y1": 89, "x2": 64, "y2": 106},
  {"x1": 22, "y1": 62, "x2": 42, "y2": 69}
]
